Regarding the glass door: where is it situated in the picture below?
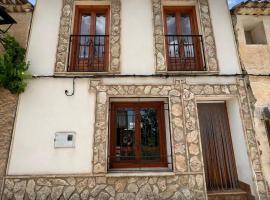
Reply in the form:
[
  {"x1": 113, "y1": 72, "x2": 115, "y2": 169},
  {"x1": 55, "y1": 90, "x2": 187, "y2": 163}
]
[
  {"x1": 164, "y1": 7, "x2": 203, "y2": 71},
  {"x1": 69, "y1": 6, "x2": 109, "y2": 72}
]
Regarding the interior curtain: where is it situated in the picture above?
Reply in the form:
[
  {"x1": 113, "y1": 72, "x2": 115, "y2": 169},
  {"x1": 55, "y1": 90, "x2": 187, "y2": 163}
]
[{"x1": 197, "y1": 103, "x2": 239, "y2": 192}]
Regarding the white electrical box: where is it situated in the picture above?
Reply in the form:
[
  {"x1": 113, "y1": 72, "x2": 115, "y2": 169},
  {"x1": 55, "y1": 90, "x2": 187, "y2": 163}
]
[{"x1": 54, "y1": 132, "x2": 76, "y2": 148}]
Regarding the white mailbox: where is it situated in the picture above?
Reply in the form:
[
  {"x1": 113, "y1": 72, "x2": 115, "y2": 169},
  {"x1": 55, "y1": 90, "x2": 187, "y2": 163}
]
[{"x1": 54, "y1": 132, "x2": 76, "y2": 148}]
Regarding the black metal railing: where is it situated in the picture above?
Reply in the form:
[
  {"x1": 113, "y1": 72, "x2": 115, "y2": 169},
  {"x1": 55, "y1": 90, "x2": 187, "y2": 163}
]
[
  {"x1": 109, "y1": 154, "x2": 172, "y2": 162},
  {"x1": 165, "y1": 35, "x2": 206, "y2": 71},
  {"x1": 67, "y1": 35, "x2": 109, "y2": 72},
  {"x1": 108, "y1": 154, "x2": 173, "y2": 169}
]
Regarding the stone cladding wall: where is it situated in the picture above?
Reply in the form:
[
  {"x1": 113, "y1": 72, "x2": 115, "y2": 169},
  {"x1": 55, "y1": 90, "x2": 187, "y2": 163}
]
[
  {"x1": 2, "y1": 175, "x2": 205, "y2": 200},
  {"x1": 0, "y1": 88, "x2": 18, "y2": 197}
]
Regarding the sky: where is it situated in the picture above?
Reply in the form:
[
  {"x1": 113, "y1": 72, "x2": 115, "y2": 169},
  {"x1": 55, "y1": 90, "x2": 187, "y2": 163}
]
[
  {"x1": 28, "y1": 0, "x2": 247, "y2": 8},
  {"x1": 28, "y1": 0, "x2": 36, "y2": 5},
  {"x1": 227, "y1": 0, "x2": 247, "y2": 8},
  {"x1": 27, "y1": 0, "x2": 246, "y2": 9}
]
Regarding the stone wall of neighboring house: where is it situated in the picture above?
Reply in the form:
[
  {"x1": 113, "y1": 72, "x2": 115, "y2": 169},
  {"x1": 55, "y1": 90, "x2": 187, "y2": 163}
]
[
  {"x1": 234, "y1": 15, "x2": 270, "y2": 75},
  {"x1": 4, "y1": 12, "x2": 32, "y2": 49},
  {"x1": 0, "y1": 88, "x2": 18, "y2": 193},
  {"x1": 0, "y1": 12, "x2": 32, "y2": 50},
  {"x1": 250, "y1": 76, "x2": 270, "y2": 192},
  {"x1": 231, "y1": 9, "x2": 270, "y2": 193},
  {"x1": 0, "y1": 1, "x2": 33, "y2": 50}
]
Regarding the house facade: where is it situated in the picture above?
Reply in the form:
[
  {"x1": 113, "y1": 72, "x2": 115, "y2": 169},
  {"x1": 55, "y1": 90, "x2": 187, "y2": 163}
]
[
  {"x1": 1, "y1": 0, "x2": 269, "y2": 199},
  {"x1": 231, "y1": 0, "x2": 270, "y2": 197}
]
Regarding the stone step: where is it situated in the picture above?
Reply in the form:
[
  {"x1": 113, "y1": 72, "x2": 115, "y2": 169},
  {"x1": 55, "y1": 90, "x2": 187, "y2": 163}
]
[{"x1": 208, "y1": 189, "x2": 253, "y2": 200}]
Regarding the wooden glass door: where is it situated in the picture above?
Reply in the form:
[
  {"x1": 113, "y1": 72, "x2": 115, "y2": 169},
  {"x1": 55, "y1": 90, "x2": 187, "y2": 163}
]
[
  {"x1": 69, "y1": 6, "x2": 109, "y2": 72},
  {"x1": 164, "y1": 6, "x2": 203, "y2": 71}
]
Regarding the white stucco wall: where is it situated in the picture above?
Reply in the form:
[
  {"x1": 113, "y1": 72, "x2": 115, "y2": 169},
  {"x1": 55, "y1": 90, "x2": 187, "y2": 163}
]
[
  {"x1": 208, "y1": 0, "x2": 241, "y2": 74},
  {"x1": 121, "y1": 0, "x2": 155, "y2": 75},
  {"x1": 8, "y1": 79, "x2": 95, "y2": 175},
  {"x1": 26, "y1": 0, "x2": 62, "y2": 75},
  {"x1": 227, "y1": 99, "x2": 255, "y2": 194}
]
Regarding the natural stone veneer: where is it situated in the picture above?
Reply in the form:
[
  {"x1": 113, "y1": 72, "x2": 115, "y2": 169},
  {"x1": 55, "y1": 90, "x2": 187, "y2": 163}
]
[
  {"x1": 89, "y1": 80, "x2": 188, "y2": 175},
  {"x1": 55, "y1": 0, "x2": 121, "y2": 73},
  {"x1": 0, "y1": 88, "x2": 18, "y2": 195},
  {"x1": 152, "y1": 0, "x2": 219, "y2": 72},
  {"x1": 2, "y1": 175, "x2": 205, "y2": 200},
  {"x1": 181, "y1": 78, "x2": 269, "y2": 199},
  {"x1": 89, "y1": 78, "x2": 269, "y2": 199}
]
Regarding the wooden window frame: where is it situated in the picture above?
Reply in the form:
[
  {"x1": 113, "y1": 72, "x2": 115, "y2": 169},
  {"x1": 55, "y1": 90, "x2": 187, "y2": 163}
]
[
  {"x1": 69, "y1": 5, "x2": 110, "y2": 72},
  {"x1": 109, "y1": 102, "x2": 168, "y2": 169},
  {"x1": 163, "y1": 6, "x2": 204, "y2": 71},
  {"x1": 163, "y1": 6, "x2": 199, "y2": 36},
  {"x1": 73, "y1": 5, "x2": 110, "y2": 36}
]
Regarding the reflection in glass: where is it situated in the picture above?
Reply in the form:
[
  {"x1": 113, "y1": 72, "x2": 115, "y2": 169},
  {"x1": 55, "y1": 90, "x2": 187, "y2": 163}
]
[
  {"x1": 95, "y1": 14, "x2": 106, "y2": 57},
  {"x1": 116, "y1": 108, "x2": 135, "y2": 161},
  {"x1": 140, "y1": 108, "x2": 160, "y2": 160},
  {"x1": 181, "y1": 15, "x2": 192, "y2": 35},
  {"x1": 79, "y1": 15, "x2": 91, "y2": 58},
  {"x1": 181, "y1": 15, "x2": 194, "y2": 58},
  {"x1": 80, "y1": 15, "x2": 91, "y2": 35},
  {"x1": 166, "y1": 15, "x2": 179, "y2": 57}
]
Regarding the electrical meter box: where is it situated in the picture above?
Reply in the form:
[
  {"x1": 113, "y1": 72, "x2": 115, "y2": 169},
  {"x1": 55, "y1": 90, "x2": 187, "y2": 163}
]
[{"x1": 54, "y1": 132, "x2": 76, "y2": 148}]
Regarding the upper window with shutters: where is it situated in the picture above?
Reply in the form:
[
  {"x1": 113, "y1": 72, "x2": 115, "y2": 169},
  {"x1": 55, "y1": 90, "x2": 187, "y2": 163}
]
[
  {"x1": 67, "y1": 6, "x2": 110, "y2": 72},
  {"x1": 163, "y1": 6, "x2": 205, "y2": 72}
]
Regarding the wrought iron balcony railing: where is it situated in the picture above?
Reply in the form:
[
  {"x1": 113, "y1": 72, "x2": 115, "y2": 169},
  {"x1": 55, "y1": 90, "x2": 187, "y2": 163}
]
[
  {"x1": 67, "y1": 35, "x2": 109, "y2": 72},
  {"x1": 165, "y1": 35, "x2": 206, "y2": 71}
]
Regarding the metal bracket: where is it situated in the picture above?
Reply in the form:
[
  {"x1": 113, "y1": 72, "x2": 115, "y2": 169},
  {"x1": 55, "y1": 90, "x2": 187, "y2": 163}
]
[
  {"x1": 65, "y1": 78, "x2": 76, "y2": 96},
  {"x1": 0, "y1": 24, "x2": 13, "y2": 34}
]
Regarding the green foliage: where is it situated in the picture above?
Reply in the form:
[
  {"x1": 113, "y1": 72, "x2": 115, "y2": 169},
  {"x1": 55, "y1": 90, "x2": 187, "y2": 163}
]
[{"x1": 0, "y1": 34, "x2": 31, "y2": 94}]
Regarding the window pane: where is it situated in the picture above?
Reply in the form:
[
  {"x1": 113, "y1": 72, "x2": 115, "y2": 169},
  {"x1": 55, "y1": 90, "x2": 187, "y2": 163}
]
[
  {"x1": 95, "y1": 14, "x2": 106, "y2": 35},
  {"x1": 166, "y1": 15, "x2": 179, "y2": 58},
  {"x1": 79, "y1": 15, "x2": 91, "y2": 58},
  {"x1": 95, "y1": 14, "x2": 106, "y2": 57},
  {"x1": 80, "y1": 15, "x2": 91, "y2": 35},
  {"x1": 140, "y1": 108, "x2": 160, "y2": 161},
  {"x1": 181, "y1": 15, "x2": 194, "y2": 57},
  {"x1": 181, "y1": 15, "x2": 192, "y2": 35},
  {"x1": 166, "y1": 15, "x2": 177, "y2": 35},
  {"x1": 79, "y1": 36, "x2": 90, "y2": 59},
  {"x1": 115, "y1": 108, "x2": 136, "y2": 161}
]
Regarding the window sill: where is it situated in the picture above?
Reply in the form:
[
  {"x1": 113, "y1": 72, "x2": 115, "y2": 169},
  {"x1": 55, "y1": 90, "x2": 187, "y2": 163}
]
[
  {"x1": 156, "y1": 70, "x2": 219, "y2": 76},
  {"x1": 106, "y1": 170, "x2": 175, "y2": 178},
  {"x1": 54, "y1": 71, "x2": 120, "y2": 76}
]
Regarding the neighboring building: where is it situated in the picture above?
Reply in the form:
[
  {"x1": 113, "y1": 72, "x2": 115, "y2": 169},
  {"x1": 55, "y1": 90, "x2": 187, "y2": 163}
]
[
  {"x1": 0, "y1": 0, "x2": 33, "y2": 198},
  {"x1": 1, "y1": 0, "x2": 269, "y2": 199},
  {"x1": 231, "y1": 0, "x2": 270, "y2": 196},
  {"x1": 0, "y1": 0, "x2": 33, "y2": 48}
]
